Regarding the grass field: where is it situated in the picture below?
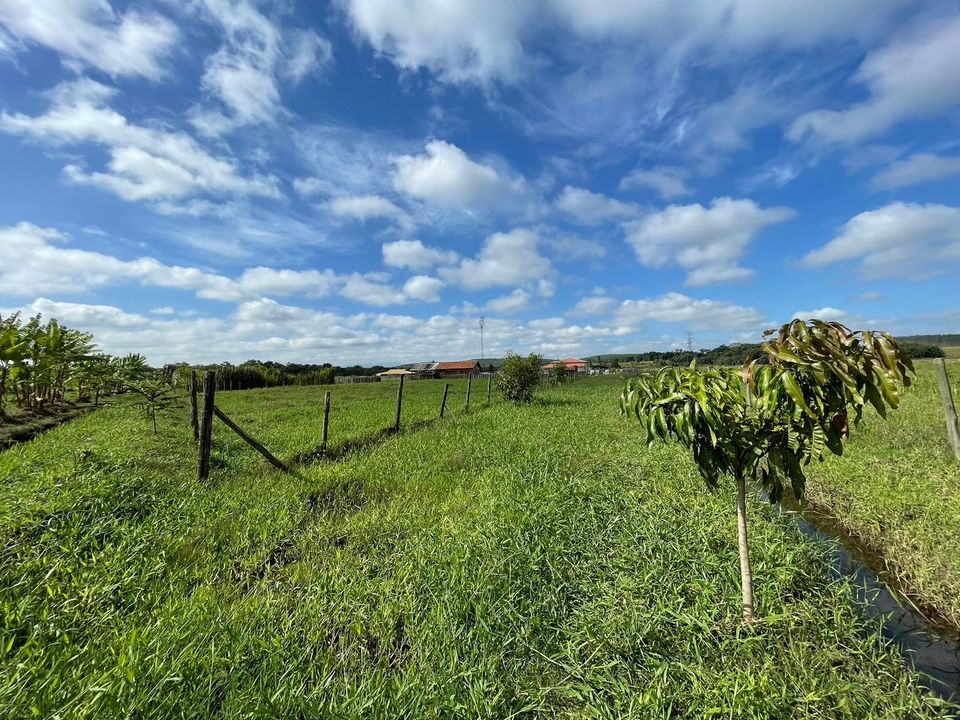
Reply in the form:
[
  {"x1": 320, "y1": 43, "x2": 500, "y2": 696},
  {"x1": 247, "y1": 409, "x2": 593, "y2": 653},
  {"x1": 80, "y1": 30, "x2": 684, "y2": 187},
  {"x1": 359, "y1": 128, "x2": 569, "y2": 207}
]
[
  {"x1": 1, "y1": 374, "x2": 957, "y2": 717},
  {"x1": 802, "y1": 359, "x2": 960, "y2": 628}
]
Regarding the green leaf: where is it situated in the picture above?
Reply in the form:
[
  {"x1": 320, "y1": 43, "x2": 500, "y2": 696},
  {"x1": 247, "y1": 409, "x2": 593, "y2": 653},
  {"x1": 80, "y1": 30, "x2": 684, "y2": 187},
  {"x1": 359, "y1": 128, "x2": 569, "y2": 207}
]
[{"x1": 781, "y1": 372, "x2": 815, "y2": 418}]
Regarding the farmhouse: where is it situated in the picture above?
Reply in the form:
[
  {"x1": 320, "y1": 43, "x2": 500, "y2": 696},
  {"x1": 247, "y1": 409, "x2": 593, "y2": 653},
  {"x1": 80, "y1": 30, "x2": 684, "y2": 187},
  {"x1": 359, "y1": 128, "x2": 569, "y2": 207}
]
[
  {"x1": 543, "y1": 358, "x2": 588, "y2": 376},
  {"x1": 435, "y1": 360, "x2": 481, "y2": 379}
]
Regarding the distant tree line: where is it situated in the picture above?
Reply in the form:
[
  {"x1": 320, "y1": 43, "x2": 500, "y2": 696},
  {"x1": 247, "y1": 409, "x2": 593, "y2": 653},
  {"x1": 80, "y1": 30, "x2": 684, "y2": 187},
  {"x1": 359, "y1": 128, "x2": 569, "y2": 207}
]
[
  {"x1": 167, "y1": 360, "x2": 389, "y2": 390},
  {"x1": 592, "y1": 340, "x2": 944, "y2": 368}
]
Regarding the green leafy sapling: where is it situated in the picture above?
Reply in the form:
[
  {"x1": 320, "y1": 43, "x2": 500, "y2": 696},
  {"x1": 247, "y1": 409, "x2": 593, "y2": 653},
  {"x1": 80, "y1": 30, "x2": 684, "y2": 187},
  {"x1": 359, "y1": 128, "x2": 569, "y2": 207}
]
[{"x1": 621, "y1": 319, "x2": 913, "y2": 621}]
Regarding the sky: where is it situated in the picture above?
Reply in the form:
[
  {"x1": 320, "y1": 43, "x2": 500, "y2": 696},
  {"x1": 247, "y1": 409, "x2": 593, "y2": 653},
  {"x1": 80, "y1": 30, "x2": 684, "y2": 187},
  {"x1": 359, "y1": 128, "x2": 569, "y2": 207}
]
[{"x1": 1, "y1": 0, "x2": 959, "y2": 366}]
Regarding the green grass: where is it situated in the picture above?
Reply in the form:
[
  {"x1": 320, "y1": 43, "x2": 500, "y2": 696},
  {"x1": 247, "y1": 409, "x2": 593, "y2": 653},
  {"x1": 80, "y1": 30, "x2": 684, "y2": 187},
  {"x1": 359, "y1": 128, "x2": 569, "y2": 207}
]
[
  {"x1": 0, "y1": 378, "x2": 955, "y2": 717},
  {"x1": 942, "y1": 347, "x2": 960, "y2": 360},
  {"x1": 801, "y1": 360, "x2": 960, "y2": 628}
]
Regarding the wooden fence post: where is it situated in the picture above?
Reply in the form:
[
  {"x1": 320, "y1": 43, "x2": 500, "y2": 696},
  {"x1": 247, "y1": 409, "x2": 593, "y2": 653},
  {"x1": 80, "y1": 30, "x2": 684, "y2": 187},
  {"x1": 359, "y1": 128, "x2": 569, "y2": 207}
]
[
  {"x1": 190, "y1": 370, "x2": 199, "y2": 442},
  {"x1": 197, "y1": 370, "x2": 216, "y2": 481},
  {"x1": 486, "y1": 374, "x2": 492, "y2": 405},
  {"x1": 465, "y1": 374, "x2": 472, "y2": 411},
  {"x1": 439, "y1": 383, "x2": 449, "y2": 418},
  {"x1": 322, "y1": 390, "x2": 331, "y2": 451},
  {"x1": 935, "y1": 359, "x2": 960, "y2": 461},
  {"x1": 394, "y1": 375, "x2": 405, "y2": 432}
]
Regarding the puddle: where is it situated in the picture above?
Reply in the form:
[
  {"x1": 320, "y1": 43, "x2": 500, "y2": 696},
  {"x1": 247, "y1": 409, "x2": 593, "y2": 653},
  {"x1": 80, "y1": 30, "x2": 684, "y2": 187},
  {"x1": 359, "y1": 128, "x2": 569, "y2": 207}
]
[{"x1": 778, "y1": 501, "x2": 960, "y2": 703}]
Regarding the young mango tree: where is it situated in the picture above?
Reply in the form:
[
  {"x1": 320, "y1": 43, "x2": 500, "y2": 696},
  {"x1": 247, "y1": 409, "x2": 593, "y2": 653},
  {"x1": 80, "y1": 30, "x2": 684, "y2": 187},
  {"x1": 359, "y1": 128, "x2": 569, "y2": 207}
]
[{"x1": 621, "y1": 320, "x2": 913, "y2": 621}]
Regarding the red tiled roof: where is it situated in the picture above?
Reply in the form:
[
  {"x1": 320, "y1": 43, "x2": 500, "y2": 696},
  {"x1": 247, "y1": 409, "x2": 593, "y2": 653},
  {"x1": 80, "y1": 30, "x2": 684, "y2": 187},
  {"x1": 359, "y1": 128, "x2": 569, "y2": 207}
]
[
  {"x1": 544, "y1": 358, "x2": 588, "y2": 369},
  {"x1": 435, "y1": 360, "x2": 480, "y2": 370}
]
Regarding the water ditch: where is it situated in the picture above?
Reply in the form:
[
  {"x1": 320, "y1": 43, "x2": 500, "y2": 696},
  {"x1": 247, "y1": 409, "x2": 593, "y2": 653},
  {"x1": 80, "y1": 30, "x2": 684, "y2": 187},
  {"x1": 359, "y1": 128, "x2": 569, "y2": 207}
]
[{"x1": 775, "y1": 498, "x2": 960, "y2": 703}]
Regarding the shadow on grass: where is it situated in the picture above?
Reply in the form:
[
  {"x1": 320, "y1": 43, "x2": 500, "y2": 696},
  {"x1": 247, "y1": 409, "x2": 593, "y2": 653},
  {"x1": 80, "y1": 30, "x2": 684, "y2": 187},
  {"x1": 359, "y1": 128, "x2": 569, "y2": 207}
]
[{"x1": 290, "y1": 401, "x2": 500, "y2": 469}]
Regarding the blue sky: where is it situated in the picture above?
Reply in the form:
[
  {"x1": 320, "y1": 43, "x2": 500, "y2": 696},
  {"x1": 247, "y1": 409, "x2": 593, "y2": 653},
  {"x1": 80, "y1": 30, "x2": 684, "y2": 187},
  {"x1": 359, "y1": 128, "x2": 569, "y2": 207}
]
[{"x1": 1, "y1": 0, "x2": 958, "y2": 365}]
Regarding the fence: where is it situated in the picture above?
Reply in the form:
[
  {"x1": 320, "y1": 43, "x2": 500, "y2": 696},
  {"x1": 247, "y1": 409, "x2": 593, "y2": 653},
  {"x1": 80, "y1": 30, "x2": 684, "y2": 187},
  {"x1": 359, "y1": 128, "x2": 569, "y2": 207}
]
[
  {"x1": 935, "y1": 358, "x2": 960, "y2": 461},
  {"x1": 191, "y1": 372, "x2": 497, "y2": 481}
]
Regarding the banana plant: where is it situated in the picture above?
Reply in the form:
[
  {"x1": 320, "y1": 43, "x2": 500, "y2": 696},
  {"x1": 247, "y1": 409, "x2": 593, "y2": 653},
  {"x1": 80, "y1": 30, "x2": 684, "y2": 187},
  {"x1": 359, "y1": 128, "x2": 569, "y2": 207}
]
[
  {"x1": 0, "y1": 313, "x2": 27, "y2": 413},
  {"x1": 621, "y1": 320, "x2": 912, "y2": 621}
]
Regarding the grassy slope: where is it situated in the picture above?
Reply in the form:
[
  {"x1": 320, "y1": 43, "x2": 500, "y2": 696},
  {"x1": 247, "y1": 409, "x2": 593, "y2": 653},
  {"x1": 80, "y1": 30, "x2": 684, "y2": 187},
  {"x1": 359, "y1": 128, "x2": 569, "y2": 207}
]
[
  {"x1": 803, "y1": 360, "x2": 960, "y2": 627},
  {"x1": 0, "y1": 379, "x2": 954, "y2": 718}
]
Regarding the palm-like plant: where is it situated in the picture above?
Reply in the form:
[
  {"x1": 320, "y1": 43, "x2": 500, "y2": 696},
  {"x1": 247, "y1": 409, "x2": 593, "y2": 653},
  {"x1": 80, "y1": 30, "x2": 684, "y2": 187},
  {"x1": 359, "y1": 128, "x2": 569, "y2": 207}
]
[
  {"x1": 0, "y1": 314, "x2": 27, "y2": 413},
  {"x1": 621, "y1": 320, "x2": 912, "y2": 621}
]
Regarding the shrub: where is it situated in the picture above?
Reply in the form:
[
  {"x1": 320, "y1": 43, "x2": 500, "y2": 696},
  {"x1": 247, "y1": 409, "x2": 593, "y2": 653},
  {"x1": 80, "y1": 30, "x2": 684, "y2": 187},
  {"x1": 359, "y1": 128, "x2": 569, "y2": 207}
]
[
  {"x1": 900, "y1": 342, "x2": 945, "y2": 359},
  {"x1": 496, "y1": 352, "x2": 543, "y2": 404},
  {"x1": 550, "y1": 362, "x2": 568, "y2": 386}
]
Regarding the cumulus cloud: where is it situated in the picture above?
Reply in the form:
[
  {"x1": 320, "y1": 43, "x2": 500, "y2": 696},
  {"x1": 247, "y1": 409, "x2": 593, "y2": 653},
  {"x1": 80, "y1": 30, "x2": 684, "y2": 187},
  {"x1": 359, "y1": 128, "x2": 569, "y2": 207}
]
[
  {"x1": 0, "y1": 79, "x2": 280, "y2": 204},
  {"x1": 619, "y1": 165, "x2": 692, "y2": 199},
  {"x1": 440, "y1": 228, "x2": 553, "y2": 290},
  {"x1": 622, "y1": 197, "x2": 794, "y2": 286},
  {"x1": 485, "y1": 289, "x2": 530, "y2": 314},
  {"x1": 554, "y1": 186, "x2": 638, "y2": 225},
  {"x1": 382, "y1": 239, "x2": 458, "y2": 271},
  {"x1": 567, "y1": 295, "x2": 617, "y2": 317},
  {"x1": 393, "y1": 140, "x2": 521, "y2": 207},
  {"x1": 0, "y1": 0, "x2": 178, "y2": 79},
  {"x1": 802, "y1": 202, "x2": 960, "y2": 279},
  {"x1": 792, "y1": 307, "x2": 857, "y2": 324},
  {"x1": 790, "y1": 17, "x2": 960, "y2": 145},
  {"x1": 402, "y1": 275, "x2": 444, "y2": 302},
  {"x1": 338, "y1": 0, "x2": 534, "y2": 83},
  {"x1": 870, "y1": 153, "x2": 960, "y2": 190},
  {"x1": 613, "y1": 292, "x2": 766, "y2": 331},
  {"x1": 0, "y1": 221, "x2": 423, "y2": 307}
]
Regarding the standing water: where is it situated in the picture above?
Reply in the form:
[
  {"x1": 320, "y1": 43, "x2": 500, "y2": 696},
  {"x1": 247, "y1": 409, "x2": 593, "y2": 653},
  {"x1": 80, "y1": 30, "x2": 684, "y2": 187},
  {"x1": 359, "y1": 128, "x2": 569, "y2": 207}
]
[{"x1": 779, "y1": 502, "x2": 960, "y2": 703}]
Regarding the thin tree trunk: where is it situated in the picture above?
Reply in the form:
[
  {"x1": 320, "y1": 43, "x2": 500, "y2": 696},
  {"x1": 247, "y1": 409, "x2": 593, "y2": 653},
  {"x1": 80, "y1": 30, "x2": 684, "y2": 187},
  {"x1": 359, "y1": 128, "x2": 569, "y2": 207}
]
[{"x1": 736, "y1": 472, "x2": 755, "y2": 621}]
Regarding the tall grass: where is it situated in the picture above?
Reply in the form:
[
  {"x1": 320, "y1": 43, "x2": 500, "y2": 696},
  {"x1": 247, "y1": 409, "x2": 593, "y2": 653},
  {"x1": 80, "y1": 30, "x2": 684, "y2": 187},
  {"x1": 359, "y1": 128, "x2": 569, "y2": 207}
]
[
  {"x1": 802, "y1": 360, "x2": 960, "y2": 628},
  {"x1": 0, "y1": 378, "x2": 953, "y2": 717}
]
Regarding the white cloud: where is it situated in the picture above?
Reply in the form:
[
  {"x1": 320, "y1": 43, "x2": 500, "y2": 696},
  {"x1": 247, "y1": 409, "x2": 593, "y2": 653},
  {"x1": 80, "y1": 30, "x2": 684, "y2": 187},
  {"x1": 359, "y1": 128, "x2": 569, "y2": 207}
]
[
  {"x1": 0, "y1": 221, "x2": 390, "y2": 306},
  {"x1": 792, "y1": 307, "x2": 855, "y2": 324},
  {"x1": 554, "y1": 186, "x2": 637, "y2": 225},
  {"x1": 328, "y1": 194, "x2": 412, "y2": 227},
  {"x1": 282, "y1": 29, "x2": 333, "y2": 83},
  {"x1": 802, "y1": 202, "x2": 960, "y2": 279},
  {"x1": 568, "y1": 295, "x2": 617, "y2": 317},
  {"x1": 614, "y1": 292, "x2": 766, "y2": 331},
  {"x1": 0, "y1": 0, "x2": 178, "y2": 79},
  {"x1": 402, "y1": 275, "x2": 444, "y2": 302},
  {"x1": 441, "y1": 228, "x2": 553, "y2": 290},
  {"x1": 0, "y1": 79, "x2": 280, "y2": 203},
  {"x1": 485, "y1": 289, "x2": 530, "y2": 314},
  {"x1": 292, "y1": 176, "x2": 337, "y2": 198},
  {"x1": 340, "y1": 273, "x2": 408, "y2": 306},
  {"x1": 542, "y1": 232, "x2": 606, "y2": 261},
  {"x1": 622, "y1": 197, "x2": 794, "y2": 286},
  {"x1": 393, "y1": 140, "x2": 514, "y2": 206},
  {"x1": 382, "y1": 239, "x2": 458, "y2": 271},
  {"x1": 870, "y1": 153, "x2": 960, "y2": 190},
  {"x1": 790, "y1": 17, "x2": 960, "y2": 144},
  {"x1": 339, "y1": 0, "x2": 534, "y2": 83},
  {"x1": 187, "y1": 0, "x2": 333, "y2": 136},
  {"x1": 619, "y1": 166, "x2": 692, "y2": 199},
  {"x1": 341, "y1": 0, "x2": 905, "y2": 85}
]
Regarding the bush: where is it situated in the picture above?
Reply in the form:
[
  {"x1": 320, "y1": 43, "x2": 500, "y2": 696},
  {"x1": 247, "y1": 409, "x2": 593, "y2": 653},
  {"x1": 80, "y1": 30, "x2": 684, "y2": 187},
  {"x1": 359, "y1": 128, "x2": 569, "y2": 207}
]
[
  {"x1": 900, "y1": 342, "x2": 945, "y2": 359},
  {"x1": 496, "y1": 352, "x2": 543, "y2": 404},
  {"x1": 550, "y1": 362, "x2": 568, "y2": 386}
]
